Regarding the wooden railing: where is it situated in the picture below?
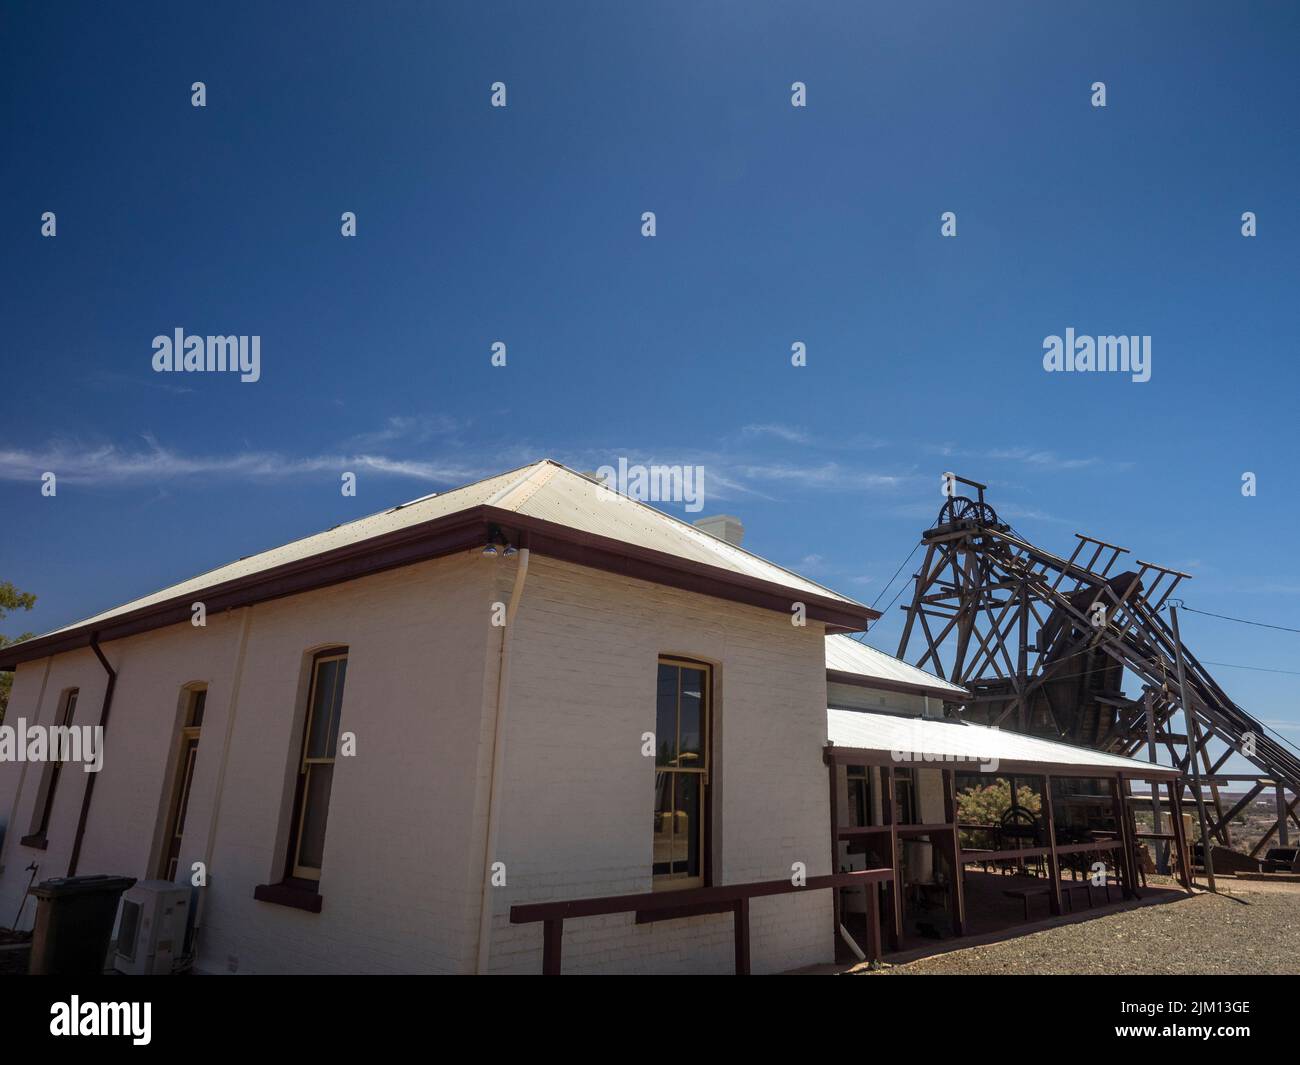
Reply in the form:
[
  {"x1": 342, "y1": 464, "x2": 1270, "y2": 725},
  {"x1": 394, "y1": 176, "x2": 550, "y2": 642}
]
[
  {"x1": 960, "y1": 838, "x2": 1124, "y2": 864},
  {"x1": 509, "y1": 868, "x2": 893, "y2": 975}
]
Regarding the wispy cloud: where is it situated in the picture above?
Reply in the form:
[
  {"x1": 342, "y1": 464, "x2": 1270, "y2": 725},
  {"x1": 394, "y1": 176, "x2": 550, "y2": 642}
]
[
  {"x1": 984, "y1": 447, "x2": 1102, "y2": 470},
  {"x1": 995, "y1": 503, "x2": 1071, "y2": 524},
  {"x1": 0, "y1": 434, "x2": 484, "y2": 487},
  {"x1": 740, "y1": 424, "x2": 888, "y2": 452},
  {"x1": 731, "y1": 461, "x2": 910, "y2": 491},
  {"x1": 344, "y1": 414, "x2": 465, "y2": 449},
  {"x1": 532, "y1": 446, "x2": 911, "y2": 504},
  {"x1": 741, "y1": 423, "x2": 810, "y2": 445},
  {"x1": 1240, "y1": 582, "x2": 1300, "y2": 596},
  {"x1": 88, "y1": 370, "x2": 196, "y2": 396},
  {"x1": 926, "y1": 442, "x2": 1131, "y2": 473},
  {"x1": 0, "y1": 423, "x2": 918, "y2": 506}
]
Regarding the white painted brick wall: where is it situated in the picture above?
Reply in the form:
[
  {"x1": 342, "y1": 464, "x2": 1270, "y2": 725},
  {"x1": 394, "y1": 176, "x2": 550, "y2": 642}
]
[
  {"x1": 0, "y1": 553, "x2": 496, "y2": 974},
  {"x1": 483, "y1": 555, "x2": 834, "y2": 974},
  {"x1": 0, "y1": 548, "x2": 838, "y2": 975}
]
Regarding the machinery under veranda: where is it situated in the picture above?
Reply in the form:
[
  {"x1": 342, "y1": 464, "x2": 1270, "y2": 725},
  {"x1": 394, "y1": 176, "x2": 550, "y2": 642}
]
[{"x1": 895, "y1": 476, "x2": 1300, "y2": 874}]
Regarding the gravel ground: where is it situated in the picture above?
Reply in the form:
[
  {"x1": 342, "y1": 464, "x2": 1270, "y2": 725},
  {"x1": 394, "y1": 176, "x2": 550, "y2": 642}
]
[{"x1": 863, "y1": 885, "x2": 1300, "y2": 975}]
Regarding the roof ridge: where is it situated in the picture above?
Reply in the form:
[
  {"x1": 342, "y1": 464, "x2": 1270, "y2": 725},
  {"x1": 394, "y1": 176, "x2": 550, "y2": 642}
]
[
  {"x1": 487, "y1": 460, "x2": 559, "y2": 510},
  {"x1": 533, "y1": 461, "x2": 870, "y2": 611}
]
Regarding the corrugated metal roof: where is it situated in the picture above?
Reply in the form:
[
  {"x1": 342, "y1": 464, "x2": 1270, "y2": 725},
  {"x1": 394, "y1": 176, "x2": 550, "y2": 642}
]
[
  {"x1": 29, "y1": 465, "x2": 525, "y2": 640},
  {"x1": 826, "y1": 635, "x2": 968, "y2": 696},
  {"x1": 26, "y1": 460, "x2": 866, "y2": 644},
  {"x1": 826, "y1": 708, "x2": 1178, "y2": 778},
  {"x1": 510, "y1": 463, "x2": 862, "y2": 605}
]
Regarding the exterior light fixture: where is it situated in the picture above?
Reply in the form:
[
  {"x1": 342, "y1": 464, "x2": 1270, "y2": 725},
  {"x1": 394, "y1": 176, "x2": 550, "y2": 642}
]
[{"x1": 483, "y1": 524, "x2": 518, "y2": 558}]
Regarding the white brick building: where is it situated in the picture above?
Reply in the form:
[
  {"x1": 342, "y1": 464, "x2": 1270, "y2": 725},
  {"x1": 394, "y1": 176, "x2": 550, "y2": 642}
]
[
  {"x1": 0, "y1": 459, "x2": 1184, "y2": 973},
  {"x1": 0, "y1": 460, "x2": 878, "y2": 974}
]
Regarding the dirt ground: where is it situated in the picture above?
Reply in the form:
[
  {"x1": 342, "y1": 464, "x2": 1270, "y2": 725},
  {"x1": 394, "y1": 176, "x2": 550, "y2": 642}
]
[{"x1": 855, "y1": 878, "x2": 1300, "y2": 976}]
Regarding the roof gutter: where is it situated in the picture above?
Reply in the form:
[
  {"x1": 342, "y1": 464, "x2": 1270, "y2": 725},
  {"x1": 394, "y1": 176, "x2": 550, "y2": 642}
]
[
  {"x1": 67, "y1": 633, "x2": 116, "y2": 876},
  {"x1": 820, "y1": 741, "x2": 1183, "y2": 781},
  {"x1": 1, "y1": 506, "x2": 878, "y2": 670},
  {"x1": 826, "y1": 668, "x2": 968, "y2": 704}
]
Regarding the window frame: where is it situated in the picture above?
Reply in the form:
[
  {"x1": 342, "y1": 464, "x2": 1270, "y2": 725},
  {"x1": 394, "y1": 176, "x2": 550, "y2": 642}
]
[
  {"x1": 23, "y1": 687, "x2": 80, "y2": 846},
  {"x1": 652, "y1": 656, "x2": 712, "y2": 892},
  {"x1": 156, "y1": 686, "x2": 206, "y2": 881},
  {"x1": 286, "y1": 648, "x2": 348, "y2": 882}
]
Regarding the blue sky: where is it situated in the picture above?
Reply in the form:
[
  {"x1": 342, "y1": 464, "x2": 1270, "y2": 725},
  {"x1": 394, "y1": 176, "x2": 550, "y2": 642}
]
[{"x1": 2, "y1": 2, "x2": 1299, "y2": 752}]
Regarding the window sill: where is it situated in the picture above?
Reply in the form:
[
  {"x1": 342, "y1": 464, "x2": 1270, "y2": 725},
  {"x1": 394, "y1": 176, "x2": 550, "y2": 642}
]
[
  {"x1": 253, "y1": 880, "x2": 322, "y2": 913},
  {"x1": 19, "y1": 833, "x2": 49, "y2": 851}
]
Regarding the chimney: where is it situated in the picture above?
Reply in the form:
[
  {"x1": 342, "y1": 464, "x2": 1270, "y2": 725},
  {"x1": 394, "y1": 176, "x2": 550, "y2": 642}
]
[{"x1": 692, "y1": 514, "x2": 744, "y2": 547}]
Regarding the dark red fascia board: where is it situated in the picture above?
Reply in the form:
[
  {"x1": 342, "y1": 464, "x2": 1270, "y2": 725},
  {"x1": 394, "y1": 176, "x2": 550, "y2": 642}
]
[
  {"x1": 490, "y1": 508, "x2": 878, "y2": 635},
  {"x1": 0, "y1": 512, "x2": 489, "y2": 668},
  {"x1": 826, "y1": 668, "x2": 968, "y2": 704},
  {"x1": 0, "y1": 505, "x2": 878, "y2": 668}
]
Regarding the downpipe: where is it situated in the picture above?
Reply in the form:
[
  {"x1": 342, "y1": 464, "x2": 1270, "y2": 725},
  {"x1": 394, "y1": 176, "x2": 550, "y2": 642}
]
[
  {"x1": 67, "y1": 633, "x2": 116, "y2": 877},
  {"x1": 474, "y1": 544, "x2": 529, "y2": 974}
]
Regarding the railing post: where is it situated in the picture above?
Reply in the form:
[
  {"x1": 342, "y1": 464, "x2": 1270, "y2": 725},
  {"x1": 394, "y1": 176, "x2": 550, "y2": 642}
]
[
  {"x1": 942, "y1": 768, "x2": 966, "y2": 936},
  {"x1": 733, "y1": 898, "x2": 751, "y2": 975},
  {"x1": 881, "y1": 766, "x2": 903, "y2": 950},
  {"x1": 865, "y1": 882, "x2": 881, "y2": 965},
  {"x1": 1043, "y1": 773, "x2": 1062, "y2": 916},
  {"x1": 514, "y1": 869, "x2": 892, "y2": 973},
  {"x1": 1110, "y1": 775, "x2": 1139, "y2": 899},
  {"x1": 1167, "y1": 779, "x2": 1192, "y2": 891},
  {"x1": 827, "y1": 758, "x2": 841, "y2": 942},
  {"x1": 542, "y1": 918, "x2": 563, "y2": 975}
]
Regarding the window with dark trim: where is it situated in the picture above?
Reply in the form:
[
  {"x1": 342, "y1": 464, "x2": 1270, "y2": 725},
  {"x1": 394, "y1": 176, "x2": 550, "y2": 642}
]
[
  {"x1": 653, "y1": 658, "x2": 711, "y2": 889},
  {"x1": 22, "y1": 688, "x2": 78, "y2": 847},
  {"x1": 255, "y1": 648, "x2": 347, "y2": 912},
  {"x1": 157, "y1": 687, "x2": 205, "y2": 881},
  {"x1": 288, "y1": 649, "x2": 347, "y2": 880}
]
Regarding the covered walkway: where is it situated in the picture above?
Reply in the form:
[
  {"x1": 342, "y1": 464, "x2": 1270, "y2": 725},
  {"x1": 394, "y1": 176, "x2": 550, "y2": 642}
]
[{"x1": 825, "y1": 709, "x2": 1189, "y2": 963}]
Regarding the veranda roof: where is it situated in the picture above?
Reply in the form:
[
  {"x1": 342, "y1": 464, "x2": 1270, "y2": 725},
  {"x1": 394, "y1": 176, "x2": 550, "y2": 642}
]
[
  {"x1": 825, "y1": 707, "x2": 1180, "y2": 780},
  {"x1": 825, "y1": 634, "x2": 969, "y2": 701}
]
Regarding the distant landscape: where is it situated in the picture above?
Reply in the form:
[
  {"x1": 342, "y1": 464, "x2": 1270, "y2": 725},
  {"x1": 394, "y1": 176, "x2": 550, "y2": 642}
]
[{"x1": 1133, "y1": 791, "x2": 1292, "y2": 857}]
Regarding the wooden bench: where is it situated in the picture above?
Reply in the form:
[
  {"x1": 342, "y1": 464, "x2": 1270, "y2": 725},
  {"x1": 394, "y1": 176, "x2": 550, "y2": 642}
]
[
  {"x1": 1062, "y1": 882, "x2": 1096, "y2": 911},
  {"x1": 1002, "y1": 886, "x2": 1052, "y2": 922}
]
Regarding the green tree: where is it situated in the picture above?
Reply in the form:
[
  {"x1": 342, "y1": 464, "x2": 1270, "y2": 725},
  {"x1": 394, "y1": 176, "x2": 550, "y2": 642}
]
[
  {"x1": 956, "y1": 779, "x2": 1042, "y2": 826},
  {"x1": 0, "y1": 581, "x2": 37, "y2": 724}
]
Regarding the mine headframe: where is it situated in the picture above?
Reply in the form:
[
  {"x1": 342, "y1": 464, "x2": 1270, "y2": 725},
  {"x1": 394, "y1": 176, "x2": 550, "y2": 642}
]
[{"x1": 895, "y1": 477, "x2": 1300, "y2": 856}]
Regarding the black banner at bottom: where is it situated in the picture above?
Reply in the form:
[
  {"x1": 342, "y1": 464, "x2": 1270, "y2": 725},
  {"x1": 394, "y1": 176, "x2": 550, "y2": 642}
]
[{"x1": 0, "y1": 973, "x2": 1294, "y2": 1051}]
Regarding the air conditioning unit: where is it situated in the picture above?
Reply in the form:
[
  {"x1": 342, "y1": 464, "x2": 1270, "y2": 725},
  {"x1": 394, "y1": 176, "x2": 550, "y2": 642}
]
[{"x1": 114, "y1": 881, "x2": 195, "y2": 975}]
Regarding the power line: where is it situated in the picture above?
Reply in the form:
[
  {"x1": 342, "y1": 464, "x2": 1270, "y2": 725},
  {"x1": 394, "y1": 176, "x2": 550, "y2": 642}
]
[
  {"x1": 1176, "y1": 604, "x2": 1300, "y2": 635},
  {"x1": 876, "y1": 576, "x2": 916, "y2": 625},
  {"x1": 870, "y1": 542, "x2": 920, "y2": 611},
  {"x1": 1202, "y1": 659, "x2": 1300, "y2": 677},
  {"x1": 852, "y1": 541, "x2": 922, "y2": 645}
]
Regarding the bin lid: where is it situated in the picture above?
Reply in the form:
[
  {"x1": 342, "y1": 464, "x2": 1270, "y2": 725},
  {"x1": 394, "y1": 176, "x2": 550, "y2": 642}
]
[{"x1": 31, "y1": 875, "x2": 137, "y2": 899}]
